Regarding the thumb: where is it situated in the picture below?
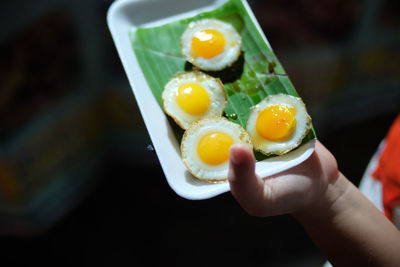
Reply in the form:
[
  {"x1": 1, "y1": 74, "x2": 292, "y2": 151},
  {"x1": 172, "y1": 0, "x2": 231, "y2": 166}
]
[{"x1": 228, "y1": 144, "x2": 265, "y2": 216}]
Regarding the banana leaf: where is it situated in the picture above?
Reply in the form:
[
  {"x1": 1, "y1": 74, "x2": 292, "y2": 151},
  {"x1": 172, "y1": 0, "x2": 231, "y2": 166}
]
[{"x1": 129, "y1": 0, "x2": 316, "y2": 159}]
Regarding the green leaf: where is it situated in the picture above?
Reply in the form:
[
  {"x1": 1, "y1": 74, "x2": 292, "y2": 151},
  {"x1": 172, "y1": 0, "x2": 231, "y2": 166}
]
[{"x1": 129, "y1": 0, "x2": 316, "y2": 156}]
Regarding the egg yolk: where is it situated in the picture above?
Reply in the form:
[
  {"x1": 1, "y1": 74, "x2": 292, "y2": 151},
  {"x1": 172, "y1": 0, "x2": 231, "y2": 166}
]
[
  {"x1": 191, "y1": 29, "x2": 225, "y2": 59},
  {"x1": 176, "y1": 83, "x2": 210, "y2": 115},
  {"x1": 197, "y1": 132, "x2": 234, "y2": 165},
  {"x1": 256, "y1": 105, "x2": 296, "y2": 141}
]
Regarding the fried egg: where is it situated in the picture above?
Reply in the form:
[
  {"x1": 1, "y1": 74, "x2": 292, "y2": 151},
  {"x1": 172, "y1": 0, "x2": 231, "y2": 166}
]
[
  {"x1": 181, "y1": 116, "x2": 252, "y2": 182},
  {"x1": 246, "y1": 94, "x2": 311, "y2": 155},
  {"x1": 162, "y1": 71, "x2": 227, "y2": 129},
  {"x1": 181, "y1": 19, "x2": 242, "y2": 71}
]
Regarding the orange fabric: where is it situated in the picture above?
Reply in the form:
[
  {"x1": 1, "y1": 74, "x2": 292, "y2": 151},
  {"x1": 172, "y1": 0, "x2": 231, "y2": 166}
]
[{"x1": 372, "y1": 114, "x2": 400, "y2": 221}]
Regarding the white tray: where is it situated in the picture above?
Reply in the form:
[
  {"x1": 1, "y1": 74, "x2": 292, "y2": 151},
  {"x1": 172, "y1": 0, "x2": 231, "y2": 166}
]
[{"x1": 107, "y1": 0, "x2": 315, "y2": 200}]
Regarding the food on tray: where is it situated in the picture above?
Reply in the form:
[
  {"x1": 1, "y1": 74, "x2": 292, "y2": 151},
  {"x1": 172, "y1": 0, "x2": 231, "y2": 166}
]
[
  {"x1": 181, "y1": 116, "x2": 252, "y2": 182},
  {"x1": 180, "y1": 18, "x2": 242, "y2": 71},
  {"x1": 162, "y1": 71, "x2": 227, "y2": 129},
  {"x1": 246, "y1": 94, "x2": 311, "y2": 156}
]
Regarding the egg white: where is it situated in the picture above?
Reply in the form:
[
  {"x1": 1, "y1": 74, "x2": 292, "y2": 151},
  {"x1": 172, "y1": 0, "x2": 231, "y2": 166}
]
[
  {"x1": 181, "y1": 19, "x2": 242, "y2": 71},
  {"x1": 162, "y1": 71, "x2": 227, "y2": 129},
  {"x1": 181, "y1": 116, "x2": 252, "y2": 182},
  {"x1": 246, "y1": 94, "x2": 311, "y2": 155}
]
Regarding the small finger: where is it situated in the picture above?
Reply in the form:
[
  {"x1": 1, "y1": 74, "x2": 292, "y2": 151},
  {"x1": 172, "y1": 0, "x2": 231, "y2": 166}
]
[{"x1": 228, "y1": 144, "x2": 265, "y2": 216}]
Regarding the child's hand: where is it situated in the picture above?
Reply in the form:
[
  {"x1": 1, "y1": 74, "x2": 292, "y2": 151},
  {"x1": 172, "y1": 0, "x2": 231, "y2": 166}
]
[{"x1": 228, "y1": 140, "x2": 339, "y2": 216}]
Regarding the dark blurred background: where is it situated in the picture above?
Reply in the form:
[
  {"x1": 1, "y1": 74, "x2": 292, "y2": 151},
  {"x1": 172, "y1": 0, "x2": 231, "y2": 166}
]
[{"x1": 0, "y1": 0, "x2": 399, "y2": 266}]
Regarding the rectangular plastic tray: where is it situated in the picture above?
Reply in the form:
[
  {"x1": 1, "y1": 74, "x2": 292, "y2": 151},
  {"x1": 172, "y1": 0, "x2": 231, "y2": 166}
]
[{"x1": 107, "y1": 0, "x2": 315, "y2": 200}]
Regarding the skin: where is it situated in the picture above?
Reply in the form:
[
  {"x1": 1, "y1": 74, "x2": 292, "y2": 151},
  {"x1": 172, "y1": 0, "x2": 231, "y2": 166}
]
[{"x1": 228, "y1": 140, "x2": 400, "y2": 267}]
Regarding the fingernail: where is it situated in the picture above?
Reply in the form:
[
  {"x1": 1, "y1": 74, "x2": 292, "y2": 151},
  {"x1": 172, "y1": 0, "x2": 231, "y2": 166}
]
[{"x1": 230, "y1": 145, "x2": 243, "y2": 165}]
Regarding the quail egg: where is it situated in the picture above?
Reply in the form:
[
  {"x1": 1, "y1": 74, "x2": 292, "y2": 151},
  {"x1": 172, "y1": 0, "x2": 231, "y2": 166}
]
[
  {"x1": 162, "y1": 71, "x2": 227, "y2": 129},
  {"x1": 181, "y1": 116, "x2": 252, "y2": 182},
  {"x1": 246, "y1": 94, "x2": 311, "y2": 155},
  {"x1": 181, "y1": 18, "x2": 242, "y2": 71}
]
